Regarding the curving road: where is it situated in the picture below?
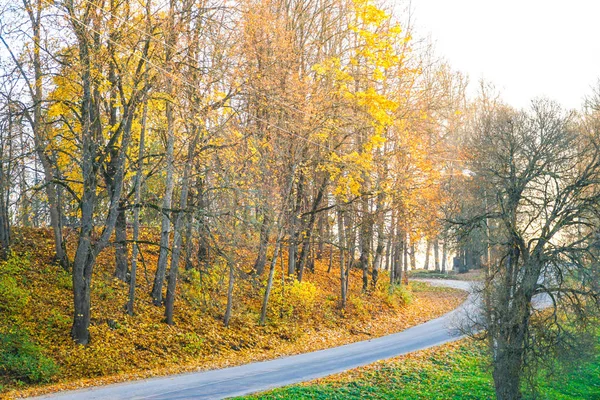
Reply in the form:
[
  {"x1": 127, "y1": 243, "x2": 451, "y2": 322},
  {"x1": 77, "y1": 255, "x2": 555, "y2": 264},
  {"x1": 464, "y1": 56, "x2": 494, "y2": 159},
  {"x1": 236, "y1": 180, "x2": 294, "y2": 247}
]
[{"x1": 34, "y1": 279, "x2": 476, "y2": 400}]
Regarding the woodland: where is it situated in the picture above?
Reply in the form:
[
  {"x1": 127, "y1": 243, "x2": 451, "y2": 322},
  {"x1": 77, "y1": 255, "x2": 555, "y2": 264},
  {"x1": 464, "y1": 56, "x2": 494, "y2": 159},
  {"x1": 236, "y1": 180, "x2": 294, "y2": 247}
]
[{"x1": 1, "y1": 0, "x2": 600, "y2": 399}]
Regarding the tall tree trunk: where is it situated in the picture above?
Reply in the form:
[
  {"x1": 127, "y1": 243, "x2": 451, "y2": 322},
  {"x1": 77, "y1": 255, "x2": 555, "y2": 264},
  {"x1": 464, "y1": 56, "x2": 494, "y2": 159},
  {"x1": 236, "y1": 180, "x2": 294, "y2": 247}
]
[
  {"x1": 24, "y1": 0, "x2": 69, "y2": 269},
  {"x1": 424, "y1": 240, "x2": 431, "y2": 270},
  {"x1": 372, "y1": 194, "x2": 385, "y2": 288},
  {"x1": 260, "y1": 228, "x2": 284, "y2": 325},
  {"x1": 0, "y1": 143, "x2": 9, "y2": 260},
  {"x1": 184, "y1": 210, "x2": 194, "y2": 271},
  {"x1": 433, "y1": 237, "x2": 440, "y2": 272},
  {"x1": 114, "y1": 203, "x2": 128, "y2": 280},
  {"x1": 337, "y1": 208, "x2": 347, "y2": 308},
  {"x1": 253, "y1": 207, "x2": 270, "y2": 275},
  {"x1": 296, "y1": 176, "x2": 327, "y2": 281},
  {"x1": 127, "y1": 94, "x2": 147, "y2": 316},
  {"x1": 359, "y1": 196, "x2": 371, "y2": 292},
  {"x1": 260, "y1": 167, "x2": 296, "y2": 325},
  {"x1": 491, "y1": 325, "x2": 526, "y2": 400},
  {"x1": 441, "y1": 238, "x2": 447, "y2": 274},
  {"x1": 410, "y1": 242, "x2": 416, "y2": 270},
  {"x1": 70, "y1": 17, "x2": 100, "y2": 344},
  {"x1": 151, "y1": 99, "x2": 175, "y2": 305},
  {"x1": 403, "y1": 231, "x2": 409, "y2": 284},
  {"x1": 196, "y1": 175, "x2": 209, "y2": 264},
  {"x1": 71, "y1": 240, "x2": 95, "y2": 345},
  {"x1": 287, "y1": 172, "x2": 304, "y2": 276},
  {"x1": 151, "y1": 3, "x2": 177, "y2": 306},
  {"x1": 106, "y1": 14, "x2": 128, "y2": 281},
  {"x1": 223, "y1": 261, "x2": 235, "y2": 327},
  {"x1": 393, "y1": 234, "x2": 403, "y2": 285},
  {"x1": 165, "y1": 125, "x2": 198, "y2": 324},
  {"x1": 392, "y1": 221, "x2": 403, "y2": 285},
  {"x1": 316, "y1": 211, "x2": 325, "y2": 259},
  {"x1": 385, "y1": 211, "x2": 395, "y2": 272}
]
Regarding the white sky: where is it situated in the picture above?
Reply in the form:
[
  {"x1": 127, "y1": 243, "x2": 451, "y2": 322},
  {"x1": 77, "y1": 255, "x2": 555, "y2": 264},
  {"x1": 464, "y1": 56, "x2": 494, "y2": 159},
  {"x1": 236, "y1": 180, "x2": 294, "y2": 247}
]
[{"x1": 411, "y1": 0, "x2": 600, "y2": 110}]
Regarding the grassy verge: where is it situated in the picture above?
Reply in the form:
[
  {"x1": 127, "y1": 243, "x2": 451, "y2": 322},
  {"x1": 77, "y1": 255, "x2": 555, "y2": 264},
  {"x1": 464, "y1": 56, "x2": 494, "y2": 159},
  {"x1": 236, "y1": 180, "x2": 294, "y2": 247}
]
[{"x1": 240, "y1": 337, "x2": 600, "y2": 400}]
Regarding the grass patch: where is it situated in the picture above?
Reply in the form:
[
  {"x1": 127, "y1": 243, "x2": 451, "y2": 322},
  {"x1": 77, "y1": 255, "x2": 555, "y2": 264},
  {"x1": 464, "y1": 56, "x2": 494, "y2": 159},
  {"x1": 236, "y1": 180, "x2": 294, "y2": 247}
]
[{"x1": 240, "y1": 337, "x2": 600, "y2": 400}]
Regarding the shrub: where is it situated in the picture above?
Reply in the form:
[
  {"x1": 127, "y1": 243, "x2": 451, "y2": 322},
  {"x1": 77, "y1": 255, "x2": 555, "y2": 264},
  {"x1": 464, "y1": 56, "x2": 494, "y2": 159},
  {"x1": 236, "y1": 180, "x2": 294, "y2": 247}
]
[
  {"x1": 265, "y1": 274, "x2": 319, "y2": 321},
  {"x1": 0, "y1": 328, "x2": 59, "y2": 384},
  {"x1": 381, "y1": 284, "x2": 413, "y2": 308},
  {"x1": 392, "y1": 284, "x2": 413, "y2": 306},
  {"x1": 287, "y1": 279, "x2": 318, "y2": 319},
  {"x1": 0, "y1": 254, "x2": 30, "y2": 317}
]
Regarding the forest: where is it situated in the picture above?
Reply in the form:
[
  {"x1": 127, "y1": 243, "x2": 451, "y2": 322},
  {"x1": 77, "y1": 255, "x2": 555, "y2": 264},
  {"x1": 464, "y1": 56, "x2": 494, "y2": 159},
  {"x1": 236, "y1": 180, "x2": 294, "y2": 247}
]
[{"x1": 1, "y1": 0, "x2": 599, "y2": 399}]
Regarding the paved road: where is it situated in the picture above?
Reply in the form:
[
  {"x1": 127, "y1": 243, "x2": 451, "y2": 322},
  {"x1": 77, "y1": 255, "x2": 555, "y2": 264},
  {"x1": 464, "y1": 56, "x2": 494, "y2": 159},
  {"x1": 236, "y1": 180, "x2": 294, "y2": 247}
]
[{"x1": 35, "y1": 280, "x2": 476, "y2": 400}]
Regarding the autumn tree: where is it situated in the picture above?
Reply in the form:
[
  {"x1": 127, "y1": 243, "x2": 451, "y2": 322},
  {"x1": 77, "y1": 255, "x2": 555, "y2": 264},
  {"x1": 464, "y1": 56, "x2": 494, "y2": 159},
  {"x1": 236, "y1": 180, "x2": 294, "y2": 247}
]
[{"x1": 44, "y1": 0, "x2": 153, "y2": 344}]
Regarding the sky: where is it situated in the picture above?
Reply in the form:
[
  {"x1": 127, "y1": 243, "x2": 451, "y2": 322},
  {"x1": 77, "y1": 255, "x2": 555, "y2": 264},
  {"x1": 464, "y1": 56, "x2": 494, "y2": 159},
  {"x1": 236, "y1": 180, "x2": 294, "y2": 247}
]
[{"x1": 410, "y1": 0, "x2": 600, "y2": 110}]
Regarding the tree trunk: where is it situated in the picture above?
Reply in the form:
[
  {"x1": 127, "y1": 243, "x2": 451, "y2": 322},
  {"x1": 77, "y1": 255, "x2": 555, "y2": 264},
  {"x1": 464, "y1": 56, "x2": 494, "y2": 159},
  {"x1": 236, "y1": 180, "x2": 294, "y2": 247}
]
[
  {"x1": 296, "y1": 176, "x2": 327, "y2": 281},
  {"x1": 287, "y1": 172, "x2": 304, "y2": 276},
  {"x1": 441, "y1": 238, "x2": 447, "y2": 274},
  {"x1": 223, "y1": 261, "x2": 235, "y2": 327},
  {"x1": 183, "y1": 210, "x2": 194, "y2": 271},
  {"x1": 492, "y1": 334, "x2": 525, "y2": 400},
  {"x1": 253, "y1": 207, "x2": 270, "y2": 275},
  {"x1": 71, "y1": 237, "x2": 95, "y2": 345},
  {"x1": 316, "y1": 211, "x2": 326, "y2": 260},
  {"x1": 402, "y1": 232, "x2": 409, "y2": 284},
  {"x1": 127, "y1": 95, "x2": 147, "y2": 316},
  {"x1": 359, "y1": 196, "x2": 371, "y2": 292},
  {"x1": 385, "y1": 211, "x2": 395, "y2": 272},
  {"x1": 433, "y1": 237, "x2": 440, "y2": 272},
  {"x1": 196, "y1": 175, "x2": 209, "y2": 264},
  {"x1": 105, "y1": 25, "x2": 128, "y2": 282},
  {"x1": 337, "y1": 208, "x2": 347, "y2": 308},
  {"x1": 393, "y1": 230, "x2": 403, "y2": 285},
  {"x1": 372, "y1": 194, "x2": 385, "y2": 288},
  {"x1": 114, "y1": 203, "x2": 128, "y2": 281},
  {"x1": 0, "y1": 152, "x2": 9, "y2": 260},
  {"x1": 151, "y1": 5, "x2": 177, "y2": 306},
  {"x1": 424, "y1": 240, "x2": 431, "y2": 270},
  {"x1": 152, "y1": 99, "x2": 175, "y2": 305},
  {"x1": 260, "y1": 167, "x2": 296, "y2": 325},
  {"x1": 259, "y1": 230, "x2": 284, "y2": 325},
  {"x1": 28, "y1": 1, "x2": 69, "y2": 269},
  {"x1": 165, "y1": 125, "x2": 198, "y2": 324}
]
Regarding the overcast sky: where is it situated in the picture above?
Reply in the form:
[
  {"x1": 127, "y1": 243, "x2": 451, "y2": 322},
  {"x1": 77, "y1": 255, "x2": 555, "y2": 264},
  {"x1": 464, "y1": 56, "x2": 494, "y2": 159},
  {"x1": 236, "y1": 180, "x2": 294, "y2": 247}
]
[{"x1": 410, "y1": 0, "x2": 600, "y2": 110}]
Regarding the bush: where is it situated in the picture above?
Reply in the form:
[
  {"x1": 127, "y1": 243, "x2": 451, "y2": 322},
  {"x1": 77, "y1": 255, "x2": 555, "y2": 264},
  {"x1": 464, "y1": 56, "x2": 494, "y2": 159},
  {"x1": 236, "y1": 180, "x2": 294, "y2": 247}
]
[
  {"x1": 388, "y1": 284, "x2": 413, "y2": 307},
  {"x1": 287, "y1": 279, "x2": 318, "y2": 319},
  {"x1": 0, "y1": 328, "x2": 59, "y2": 384},
  {"x1": 266, "y1": 274, "x2": 319, "y2": 321},
  {"x1": 0, "y1": 254, "x2": 30, "y2": 317}
]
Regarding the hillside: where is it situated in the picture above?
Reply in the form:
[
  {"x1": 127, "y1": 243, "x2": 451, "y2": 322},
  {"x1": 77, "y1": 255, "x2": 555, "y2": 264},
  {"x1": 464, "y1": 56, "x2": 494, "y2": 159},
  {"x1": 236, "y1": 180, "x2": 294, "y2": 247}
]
[{"x1": 1, "y1": 228, "x2": 466, "y2": 399}]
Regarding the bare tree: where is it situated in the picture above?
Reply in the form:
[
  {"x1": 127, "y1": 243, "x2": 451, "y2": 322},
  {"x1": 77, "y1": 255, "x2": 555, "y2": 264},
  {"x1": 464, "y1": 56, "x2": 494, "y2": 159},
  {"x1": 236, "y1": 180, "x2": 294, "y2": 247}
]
[{"x1": 460, "y1": 100, "x2": 600, "y2": 399}]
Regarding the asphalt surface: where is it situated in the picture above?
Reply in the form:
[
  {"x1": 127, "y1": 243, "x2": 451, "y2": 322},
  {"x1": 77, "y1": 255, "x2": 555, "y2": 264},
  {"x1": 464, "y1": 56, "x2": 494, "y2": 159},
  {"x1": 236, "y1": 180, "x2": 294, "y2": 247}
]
[{"x1": 34, "y1": 279, "x2": 476, "y2": 400}]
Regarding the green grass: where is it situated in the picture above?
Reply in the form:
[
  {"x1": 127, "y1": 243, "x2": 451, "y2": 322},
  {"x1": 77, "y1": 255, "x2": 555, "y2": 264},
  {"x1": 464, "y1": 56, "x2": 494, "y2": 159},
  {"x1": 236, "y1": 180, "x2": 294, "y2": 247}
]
[{"x1": 238, "y1": 338, "x2": 600, "y2": 400}]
